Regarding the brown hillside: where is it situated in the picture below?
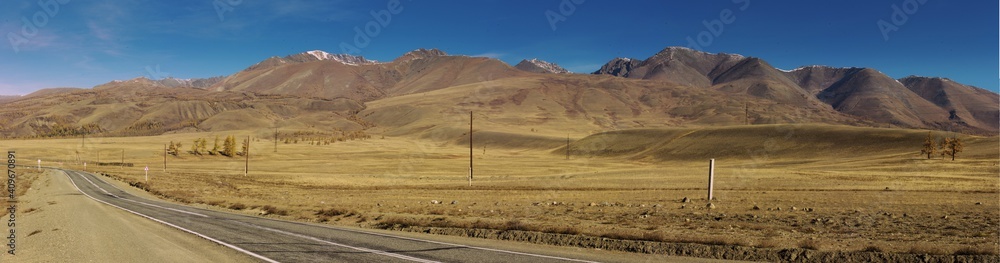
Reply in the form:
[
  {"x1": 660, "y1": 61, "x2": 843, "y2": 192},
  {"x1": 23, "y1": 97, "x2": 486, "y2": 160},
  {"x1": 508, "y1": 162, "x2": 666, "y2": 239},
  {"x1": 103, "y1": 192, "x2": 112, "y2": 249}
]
[
  {"x1": 901, "y1": 76, "x2": 1000, "y2": 132},
  {"x1": 564, "y1": 124, "x2": 998, "y2": 161},
  {"x1": 0, "y1": 80, "x2": 368, "y2": 138}
]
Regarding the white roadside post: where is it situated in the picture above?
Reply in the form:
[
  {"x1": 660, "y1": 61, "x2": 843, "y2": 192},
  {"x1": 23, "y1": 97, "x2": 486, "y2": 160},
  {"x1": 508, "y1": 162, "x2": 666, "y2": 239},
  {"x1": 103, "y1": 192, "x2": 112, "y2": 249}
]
[
  {"x1": 37, "y1": 159, "x2": 40, "y2": 171},
  {"x1": 84, "y1": 162, "x2": 87, "y2": 172},
  {"x1": 145, "y1": 166, "x2": 149, "y2": 183},
  {"x1": 708, "y1": 159, "x2": 715, "y2": 201}
]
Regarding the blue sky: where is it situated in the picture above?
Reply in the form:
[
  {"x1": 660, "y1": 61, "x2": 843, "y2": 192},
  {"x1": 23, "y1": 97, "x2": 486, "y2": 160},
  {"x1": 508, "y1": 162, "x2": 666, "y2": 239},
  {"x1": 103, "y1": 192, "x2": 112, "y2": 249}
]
[{"x1": 0, "y1": 0, "x2": 997, "y2": 95}]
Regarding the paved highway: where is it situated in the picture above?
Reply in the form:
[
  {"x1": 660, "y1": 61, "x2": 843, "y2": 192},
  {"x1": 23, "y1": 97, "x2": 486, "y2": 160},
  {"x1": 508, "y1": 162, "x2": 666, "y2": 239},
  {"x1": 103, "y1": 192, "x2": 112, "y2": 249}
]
[{"x1": 59, "y1": 168, "x2": 605, "y2": 263}]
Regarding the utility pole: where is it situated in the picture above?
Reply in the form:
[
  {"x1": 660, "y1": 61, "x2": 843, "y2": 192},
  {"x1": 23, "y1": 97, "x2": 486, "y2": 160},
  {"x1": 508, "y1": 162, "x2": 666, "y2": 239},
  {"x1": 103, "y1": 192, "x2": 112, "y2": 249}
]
[
  {"x1": 566, "y1": 134, "x2": 570, "y2": 160},
  {"x1": 245, "y1": 136, "x2": 250, "y2": 177},
  {"x1": 708, "y1": 159, "x2": 715, "y2": 201},
  {"x1": 163, "y1": 144, "x2": 167, "y2": 171},
  {"x1": 745, "y1": 102, "x2": 749, "y2": 125},
  {"x1": 469, "y1": 111, "x2": 473, "y2": 186},
  {"x1": 273, "y1": 127, "x2": 278, "y2": 152}
]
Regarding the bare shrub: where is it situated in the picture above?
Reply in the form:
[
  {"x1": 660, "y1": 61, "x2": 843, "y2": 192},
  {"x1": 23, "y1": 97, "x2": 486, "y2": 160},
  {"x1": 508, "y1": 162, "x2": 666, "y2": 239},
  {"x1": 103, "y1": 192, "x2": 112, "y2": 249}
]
[
  {"x1": 953, "y1": 246, "x2": 997, "y2": 255},
  {"x1": 861, "y1": 245, "x2": 884, "y2": 253},
  {"x1": 227, "y1": 203, "x2": 246, "y2": 210},
  {"x1": 756, "y1": 238, "x2": 782, "y2": 248},
  {"x1": 798, "y1": 239, "x2": 823, "y2": 250},
  {"x1": 315, "y1": 208, "x2": 354, "y2": 217},
  {"x1": 543, "y1": 225, "x2": 580, "y2": 235},
  {"x1": 502, "y1": 219, "x2": 531, "y2": 231},
  {"x1": 908, "y1": 244, "x2": 950, "y2": 255},
  {"x1": 261, "y1": 205, "x2": 288, "y2": 216}
]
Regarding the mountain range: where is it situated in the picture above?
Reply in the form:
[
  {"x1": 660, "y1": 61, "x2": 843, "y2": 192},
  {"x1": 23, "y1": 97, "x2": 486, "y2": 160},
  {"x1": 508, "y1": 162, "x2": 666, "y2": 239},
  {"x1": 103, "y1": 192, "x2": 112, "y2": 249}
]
[{"x1": 0, "y1": 46, "x2": 995, "y2": 140}]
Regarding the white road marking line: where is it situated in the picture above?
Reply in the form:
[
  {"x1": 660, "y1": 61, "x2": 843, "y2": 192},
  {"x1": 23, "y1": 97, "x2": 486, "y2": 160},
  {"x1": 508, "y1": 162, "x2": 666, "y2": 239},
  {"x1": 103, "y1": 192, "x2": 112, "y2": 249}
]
[
  {"x1": 72, "y1": 171, "x2": 209, "y2": 218},
  {"x1": 122, "y1": 199, "x2": 210, "y2": 218},
  {"x1": 62, "y1": 171, "x2": 282, "y2": 263},
  {"x1": 316, "y1": 225, "x2": 601, "y2": 263},
  {"x1": 75, "y1": 171, "x2": 118, "y2": 198},
  {"x1": 234, "y1": 221, "x2": 440, "y2": 263},
  {"x1": 69, "y1": 169, "x2": 598, "y2": 262}
]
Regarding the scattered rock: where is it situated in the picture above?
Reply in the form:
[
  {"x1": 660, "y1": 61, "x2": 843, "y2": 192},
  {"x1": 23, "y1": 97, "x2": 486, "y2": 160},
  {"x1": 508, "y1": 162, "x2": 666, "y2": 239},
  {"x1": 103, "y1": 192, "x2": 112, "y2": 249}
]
[
  {"x1": 430, "y1": 200, "x2": 441, "y2": 204},
  {"x1": 776, "y1": 207, "x2": 782, "y2": 211},
  {"x1": 941, "y1": 215, "x2": 949, "y2": 219},
  {"x1": 681, "y1": 197, "x2": 690, "y2": 203},
  {"x1": 685, "y1": 218, "x2": 691, "y2": 223},
  {"x1": 680, "y1": 205, "x2": 686, "y2": 209},
  {"x1": 975, "y1": 202, "x2": 983, "y2": 205},
  {"x1": 450, "y1": 200, "x2": 458, "y2": 205},
  {"x1": 805, "y1": 208, "x2": 814, "y2": 212},
  {"x1": 706, "y1": 203, "x2": 716, "y2": 209},
  {"x1": 752, "y1": 205, "x2": 761, "y2": 210},
  {"x1": 790, "y1": 206, "x2": 797, "y2": 211},
  {"x1": 588, "y1": 202, "x2": 598, "y2": 207}
]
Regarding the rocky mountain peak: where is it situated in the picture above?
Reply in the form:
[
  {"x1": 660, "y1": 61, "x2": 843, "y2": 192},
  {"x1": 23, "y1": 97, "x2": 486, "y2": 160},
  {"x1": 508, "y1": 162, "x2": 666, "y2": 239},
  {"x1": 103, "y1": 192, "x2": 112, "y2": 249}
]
[
  {"x1": 592, "y1": 57, "x2": 643, "y2": 77},
  {"x1": 395, "y1": 48, "x2": 448, "y2": 62},
  {"x1": 515, "y1": 58, "x2": 570, "y2": 74}
]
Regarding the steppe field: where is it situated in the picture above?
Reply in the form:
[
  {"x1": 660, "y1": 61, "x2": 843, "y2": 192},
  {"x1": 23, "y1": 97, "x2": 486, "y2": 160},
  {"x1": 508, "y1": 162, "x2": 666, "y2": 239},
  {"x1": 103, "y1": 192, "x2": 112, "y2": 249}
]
[{"x1": 4, "y1": 124, "x2": 998, "y2": 260}]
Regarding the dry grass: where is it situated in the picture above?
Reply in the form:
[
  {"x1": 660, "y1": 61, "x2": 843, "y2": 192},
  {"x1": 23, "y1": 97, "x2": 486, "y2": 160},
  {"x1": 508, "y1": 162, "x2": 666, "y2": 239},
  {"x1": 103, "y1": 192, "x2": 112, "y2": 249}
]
[
  {"x1": 2, "y1": 124, "x2": 997, "y2": 255},
  {"x1": 908, "y1": 243, "x2": 951, "y2": 255},
  {"x1": 798, "y1": 239, "x2": 823, "y2": 250}
]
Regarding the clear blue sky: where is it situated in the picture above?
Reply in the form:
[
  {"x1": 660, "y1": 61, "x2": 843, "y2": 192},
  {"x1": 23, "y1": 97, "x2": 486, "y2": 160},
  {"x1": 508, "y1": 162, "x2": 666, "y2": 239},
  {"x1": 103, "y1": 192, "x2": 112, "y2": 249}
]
[{"x1": 0, "y1": 0, "x2": 997, "y2": 95}]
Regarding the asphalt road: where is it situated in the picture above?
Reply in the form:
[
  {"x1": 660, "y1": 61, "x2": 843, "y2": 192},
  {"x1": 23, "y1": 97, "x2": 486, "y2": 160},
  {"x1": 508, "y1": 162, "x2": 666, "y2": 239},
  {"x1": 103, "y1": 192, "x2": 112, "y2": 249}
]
[{"x1": 59, "y1": 168, "x2": 605, "y2": 263}]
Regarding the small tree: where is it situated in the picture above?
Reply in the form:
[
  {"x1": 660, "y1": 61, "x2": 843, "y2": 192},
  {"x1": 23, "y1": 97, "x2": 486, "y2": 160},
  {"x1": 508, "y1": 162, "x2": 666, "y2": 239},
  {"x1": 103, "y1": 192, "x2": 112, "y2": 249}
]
[
  {"x1": 167, "y1": 141, "x2": 180, "y2": 156},
  {"x1": 210, "y1": 136, "x2": 220, "y2": 155},
  {"x1": 222, "y1": 135, "x2": 236, "y2": 157},
  {"x1": 920, "y1": 132, "x2": 937, "y2": 159},
  {"x1": 191, "y1": 139, "x2": 201, "y2": 155},
  {"x1": 942, "y1": 137, "x2": 964, "y2": 161},
  {"x1": 197, "y1": 138, "x2": 208, "y2": 154}
]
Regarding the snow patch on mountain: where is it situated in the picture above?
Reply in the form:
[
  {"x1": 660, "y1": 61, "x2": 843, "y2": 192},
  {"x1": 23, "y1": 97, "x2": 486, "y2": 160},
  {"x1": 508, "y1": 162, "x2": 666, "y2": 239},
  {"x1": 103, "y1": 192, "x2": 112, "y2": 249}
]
[{"x1": 515, "y1": 58, "x2": 570, "y2": 74}]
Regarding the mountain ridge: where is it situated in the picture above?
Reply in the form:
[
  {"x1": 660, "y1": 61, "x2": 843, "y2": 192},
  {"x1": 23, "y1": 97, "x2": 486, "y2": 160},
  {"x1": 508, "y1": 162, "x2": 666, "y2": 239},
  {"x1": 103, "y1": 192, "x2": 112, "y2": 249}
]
[{"x1": 0, "y1": 46, "x2": 995, "y2": 138}]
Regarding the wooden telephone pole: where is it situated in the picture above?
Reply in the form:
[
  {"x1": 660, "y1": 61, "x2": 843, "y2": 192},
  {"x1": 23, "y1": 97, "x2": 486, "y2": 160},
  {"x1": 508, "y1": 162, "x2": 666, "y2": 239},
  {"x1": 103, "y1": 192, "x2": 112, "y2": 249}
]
[
  {"x1": 244, "y1": 136, "x2": 250, "y2": 177},
  {"x1": 469, "y1": 111, "x2": 473, "y2": 186},
  {"x1": 745, "y1": 102, "x2": 749, "y2": 125},
  {"x1": 163, "y1": 144, "x2": 167, "y2": 171}
]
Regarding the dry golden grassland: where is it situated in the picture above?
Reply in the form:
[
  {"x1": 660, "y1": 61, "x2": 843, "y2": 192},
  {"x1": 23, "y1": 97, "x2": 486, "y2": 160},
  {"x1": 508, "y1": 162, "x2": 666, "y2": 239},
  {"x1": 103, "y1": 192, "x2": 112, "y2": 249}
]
[{"x1": 3, "y1": 124, "x2": 997, "y2": 257}]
